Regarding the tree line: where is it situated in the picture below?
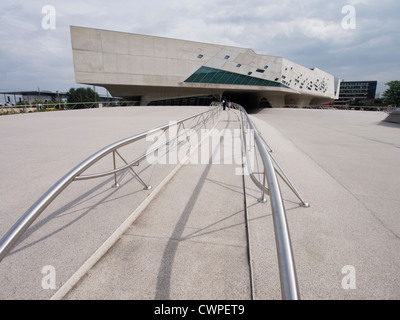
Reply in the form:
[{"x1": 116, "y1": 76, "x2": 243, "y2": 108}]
[
  {"x1": 66, "y1": 87, "x2": 100, "y2": 108},
  {"x1": 382, "y1": 81, "x2": 400, "y2": 108}
]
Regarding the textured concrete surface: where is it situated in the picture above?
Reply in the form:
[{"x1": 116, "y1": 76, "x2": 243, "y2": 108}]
[
  {"x1": 1, "y1": 106, "x2": 399, "y2": 300},
  {"x1": 248, "y1": 108, "x2": 400, "y2": 299},
  {"x1": 64, "y1": 110, "x2": 252, "y2": 300},
  {"x1": 64, "y1": 108, "x2": 400, "y2": 300},
  {"x1": 0, "y1": 106, "x2": 208, "y2": 300}
]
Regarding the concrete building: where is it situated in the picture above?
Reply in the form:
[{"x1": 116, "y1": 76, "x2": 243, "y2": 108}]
[
  {"x1": 0, "y1": 90, "x2": 67, "y2": 105},
  {"x1": 335, "y1": 81, "x2": 377, "y2": 107},
  {"x1": 70, "y1": 26, "x2": 341, "y2": 108}
]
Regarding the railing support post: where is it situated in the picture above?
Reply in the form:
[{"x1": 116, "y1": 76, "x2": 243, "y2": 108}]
[
  {"x1": 258, "y1": 171, "x2": 268, "y2": 203},
  {"x1": 115, "y1": 151, "x2": 151, "y2": 190},
  {"x1": 111, "y1": 151, "x2": 119, "y2": 188}
]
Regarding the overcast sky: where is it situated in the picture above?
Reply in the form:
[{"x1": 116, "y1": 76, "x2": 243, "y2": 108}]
[{"x1": 1, "y1": 0, "x2": 399, "y2": 101}]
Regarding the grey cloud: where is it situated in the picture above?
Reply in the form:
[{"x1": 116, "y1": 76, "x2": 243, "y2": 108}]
[{"x1": 0, "y1": 0, "x2": 398, "y2": 96}]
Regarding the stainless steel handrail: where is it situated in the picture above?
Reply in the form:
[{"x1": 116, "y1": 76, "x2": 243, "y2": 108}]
[
  {"x1": 237, "y1": 108, "x2": 309, "y2": 207},
  {"x1": 0, "y1": 106, "x2": 220, "y2": 263},
  {"x1": 232, "y1": 103, "x2": 303, "y2": 300}
]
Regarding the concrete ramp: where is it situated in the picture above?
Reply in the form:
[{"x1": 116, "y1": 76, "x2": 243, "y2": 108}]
[
  {"x1": 384, "y1": 109, "x2": 400, "y2": 124},
  {"x1": 3, "y1": 106, "x2": 398, "y2": 300},
  {"x1": 62, "y1": 110, "x2": 255, "y2": 300}
]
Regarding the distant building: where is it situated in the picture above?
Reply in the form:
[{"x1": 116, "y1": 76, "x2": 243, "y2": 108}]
[
  {"x1": 335, "y1": 81, "x2": 377, "y2": 107},
  {"x1": 0, "y1": 90, "x2": 68, "y2": 105},
  {"x1": 0, "y1": 90, "x2": 120, "y2": 106}
]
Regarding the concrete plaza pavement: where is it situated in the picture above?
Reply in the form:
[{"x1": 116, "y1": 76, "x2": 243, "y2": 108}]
[
  {"x1": 64, "y1": 107, "x2": 400, "y2": 300},
  {"x1": 0, "y1": 106, "x2": 209, "y2": 300},
  {"x1": 63, "y1": 110, "x2": 253, "y2": 300},
  {"x1": 248, "y1": 108, "x2": 400, "y2": 299},
  {"x1": 0, "y1": 106, "x2": 399, "y2": 300}
]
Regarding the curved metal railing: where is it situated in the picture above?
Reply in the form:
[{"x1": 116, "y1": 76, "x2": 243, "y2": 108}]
[
  {"x1": 1, "y1": 102, "x2": 307, "y2": 300},
  {"x1": 232, "y1": 103, "x2": 309, "y2": 300},
  {"x1": 0, "y1": 106, "x2": 221, "y2": 263}
]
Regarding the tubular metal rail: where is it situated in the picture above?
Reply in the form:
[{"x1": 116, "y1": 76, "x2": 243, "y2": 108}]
[
  {"x1": 0, "y1": 106, "x2": 220, "y2": 263},
  {"x1": 232, "y1": 103, "x2": 309, "y2": 300}
]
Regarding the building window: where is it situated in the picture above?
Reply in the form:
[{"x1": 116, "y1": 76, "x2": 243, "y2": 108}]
[{"x1": 184, "y1": 66, "x2": 287, "y2": 88}]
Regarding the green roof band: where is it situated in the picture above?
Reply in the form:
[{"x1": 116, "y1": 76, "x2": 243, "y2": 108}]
[{"x1": 184, "y1": 66, "x2": 287, "y2": 88}]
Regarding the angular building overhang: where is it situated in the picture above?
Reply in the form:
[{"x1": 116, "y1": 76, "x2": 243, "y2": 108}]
[{"x1": 70, "y1": 26, "x2": 340, "y2": 108}]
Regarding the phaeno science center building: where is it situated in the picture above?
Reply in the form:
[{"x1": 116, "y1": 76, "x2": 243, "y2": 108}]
[{"x1": 70, "y1": 26, "x2": 340, "y2": 108}]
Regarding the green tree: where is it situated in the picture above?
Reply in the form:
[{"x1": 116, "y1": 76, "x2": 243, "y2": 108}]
[
  {"x1": 66, "y1": 87, "x2": 100, "y2": 108},
  {"x1": 382, "y1": 81, "x2": 400, "y2": 108}
]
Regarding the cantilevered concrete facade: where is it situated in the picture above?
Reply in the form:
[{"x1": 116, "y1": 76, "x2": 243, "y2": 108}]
[{"x1": 70, "y1": 26, "x2": 340, "y2": 108}]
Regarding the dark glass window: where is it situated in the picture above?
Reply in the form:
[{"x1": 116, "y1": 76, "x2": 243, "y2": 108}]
[
  {"x1": 218, "y1": 72, "x2": 233, "y2": 84},
  {"x1": 202, "y1": 70, "x2": 219, "y2": 83},
  {"x1": 236, "y1": 76, "x2": 248, "y2": 85},
  {"x1": 211, "y1": 71, "x2": 227, "y2": 83},
  {"x1": 248, "y1": 77, "x2": 258, "y2": 86},
  {"x1": 184, "y1": 66, "x2": 287, "y2": 88},
  {"x1": 224, "y1": 73, "x2": 239, "y2": 84}
]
